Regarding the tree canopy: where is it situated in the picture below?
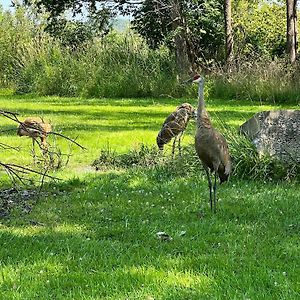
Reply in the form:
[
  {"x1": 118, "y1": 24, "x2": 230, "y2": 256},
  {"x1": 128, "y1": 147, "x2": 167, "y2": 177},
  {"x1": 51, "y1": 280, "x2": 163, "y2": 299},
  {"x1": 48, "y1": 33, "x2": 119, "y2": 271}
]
[{"x1": 22, "y1": 0, "x2": 289, "y2": 68}]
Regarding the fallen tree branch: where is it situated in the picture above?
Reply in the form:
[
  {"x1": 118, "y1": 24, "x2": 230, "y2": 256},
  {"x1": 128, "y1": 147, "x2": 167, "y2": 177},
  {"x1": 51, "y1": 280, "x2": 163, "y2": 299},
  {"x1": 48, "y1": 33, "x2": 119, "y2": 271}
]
[
  {"x1": 0, "y1": 162, "x2": 60, "y2": 185},
  {"x1": 1, "y1": 109, "x2": 86, "y2": 150},
  {"x1": 49, "y1": 131, "x2": 86, "y2": 150},
  {"x1": 0, "y1": 142, "x2": 20, "y2": 151},
  {"x1": 0, "y1": 110, "x2": 20, "y2": 124}
]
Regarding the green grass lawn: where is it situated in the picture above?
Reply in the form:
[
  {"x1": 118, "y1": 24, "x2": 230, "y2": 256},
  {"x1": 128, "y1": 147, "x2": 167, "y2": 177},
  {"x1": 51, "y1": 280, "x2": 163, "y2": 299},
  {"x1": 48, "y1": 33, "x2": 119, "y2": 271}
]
[{"x1": 1, "y1": 91, "x2": 300, "y2": 299}]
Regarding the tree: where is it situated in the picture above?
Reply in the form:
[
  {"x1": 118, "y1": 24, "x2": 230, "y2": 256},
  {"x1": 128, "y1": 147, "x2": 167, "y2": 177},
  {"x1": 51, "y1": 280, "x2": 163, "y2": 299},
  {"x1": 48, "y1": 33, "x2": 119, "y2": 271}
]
[
  {"x1": 133, "y1": 0, "x2": 225, "y2": 72},
  {"x1": 224, "y1": 0, "x2": 233, "y2": 66},
  {"x1": 233, "y1": 1, "x2": 286, "y2": 59},
  {"x1": 25, "y1": 0, "x2": 195, "y2": 77},
  {"x1": 169, "y1": 0, "x2": 193, "y2": 77},
  {"x1": 286, "y1": 0, "x2": 297, "y2": 64}
]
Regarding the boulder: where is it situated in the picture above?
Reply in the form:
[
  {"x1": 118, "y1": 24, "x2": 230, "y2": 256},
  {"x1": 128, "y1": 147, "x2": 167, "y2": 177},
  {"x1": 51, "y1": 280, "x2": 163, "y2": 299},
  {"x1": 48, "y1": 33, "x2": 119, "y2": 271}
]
[{"x1": 239, "y1": 110, "x2": 300, "y2": 163}]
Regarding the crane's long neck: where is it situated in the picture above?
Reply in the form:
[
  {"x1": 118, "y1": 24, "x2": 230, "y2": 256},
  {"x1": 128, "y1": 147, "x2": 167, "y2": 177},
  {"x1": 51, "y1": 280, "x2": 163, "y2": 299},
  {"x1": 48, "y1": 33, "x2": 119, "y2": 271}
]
[{"x1": 197, "y1": 80, "x2": 211, "y2": 128}]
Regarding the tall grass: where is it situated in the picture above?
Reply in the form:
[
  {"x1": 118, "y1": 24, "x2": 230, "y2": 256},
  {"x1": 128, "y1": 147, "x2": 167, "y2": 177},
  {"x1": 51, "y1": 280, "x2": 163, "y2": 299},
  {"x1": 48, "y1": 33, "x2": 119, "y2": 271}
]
[
  {"x1": 210, "y1": 57, "x2": 300, "y2": 103},
  {"x1": 2, "y1": 7, "x2": 300, "y2": 102},
  {"x1": 92, "y1": 140, "x2": 300, "y2": 183},
  {"x1": 0, "y1": 8, "x2": 185, "y2": 98}
]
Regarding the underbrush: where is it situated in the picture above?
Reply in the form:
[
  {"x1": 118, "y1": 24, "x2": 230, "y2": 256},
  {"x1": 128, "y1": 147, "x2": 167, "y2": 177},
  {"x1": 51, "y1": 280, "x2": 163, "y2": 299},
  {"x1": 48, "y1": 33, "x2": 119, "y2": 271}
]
[
  {"x1": 224, "y1": 127, "x2": 300, "y2": 181},
  {"x1": 92, "y1": 143, "x2": 201, "y2": 179},
  {"x1": 92, "y1": 137, "x2": 300, "y2": 182},
  {"x1": 3, "y1": 8, "x2": 300, "y2": 103}
]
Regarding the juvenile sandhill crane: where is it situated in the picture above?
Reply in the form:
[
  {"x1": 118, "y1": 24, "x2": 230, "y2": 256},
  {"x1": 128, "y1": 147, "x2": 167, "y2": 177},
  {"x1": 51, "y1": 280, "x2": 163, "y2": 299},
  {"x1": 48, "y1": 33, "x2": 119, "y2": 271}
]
[
  {"x1": 17, "y1": 117, "x2": 52, "y2": 156},
  {"x1": 193, "y1": 75, "x2": 231, "y2": 213},
  {"x1": 157, "y1": 103, "x2": 196, "y2": 157}
]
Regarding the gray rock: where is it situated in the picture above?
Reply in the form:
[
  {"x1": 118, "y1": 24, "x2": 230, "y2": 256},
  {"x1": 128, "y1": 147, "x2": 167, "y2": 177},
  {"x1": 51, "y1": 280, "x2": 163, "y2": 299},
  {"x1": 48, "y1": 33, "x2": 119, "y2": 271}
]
[{"x1": 240, "y1": 110, "x2": 300, "y2": 163}]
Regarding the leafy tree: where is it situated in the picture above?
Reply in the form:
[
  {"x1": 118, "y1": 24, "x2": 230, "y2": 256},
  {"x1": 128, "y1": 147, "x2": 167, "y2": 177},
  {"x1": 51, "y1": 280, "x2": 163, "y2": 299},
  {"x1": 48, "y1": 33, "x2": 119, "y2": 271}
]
[
  {"x1": 46, "y1": 14, "x2": 111, "y2": 49},
  {"x1": 23, "y1": 0, "x2": 288, "y2": 72},
  {"x1": 20, "y1": 0, "x2": 113, "y2": 48},
  {"x1": 133, "y1": 0, "x2": 225, "y2": 72},
  {"x1": 233, "y1": 1, "x2": 286, "y2": 59}
]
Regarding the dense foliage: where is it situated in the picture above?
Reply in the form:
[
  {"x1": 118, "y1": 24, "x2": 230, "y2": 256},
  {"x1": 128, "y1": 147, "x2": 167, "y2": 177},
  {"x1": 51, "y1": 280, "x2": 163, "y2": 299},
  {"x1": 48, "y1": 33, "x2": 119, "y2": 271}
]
[
  {"x1": 233, "y1": 1, "x2": 286, "y2": 59},
  {"x1": 133, "y1": 0, "x2": 225, "y2": 64},
  {"x1": 0, "y1": 7, "x2": 184, "y2": 98},
  {"x1": 0, "y1": 2, "x2": 299, "y2": 102}
]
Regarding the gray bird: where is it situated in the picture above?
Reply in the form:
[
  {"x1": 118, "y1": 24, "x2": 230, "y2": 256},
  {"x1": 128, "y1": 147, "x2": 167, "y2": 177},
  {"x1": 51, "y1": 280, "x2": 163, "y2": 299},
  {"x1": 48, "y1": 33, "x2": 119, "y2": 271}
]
[{"x1": 193, "y1": 75, "x2": 231, "y2": 212}]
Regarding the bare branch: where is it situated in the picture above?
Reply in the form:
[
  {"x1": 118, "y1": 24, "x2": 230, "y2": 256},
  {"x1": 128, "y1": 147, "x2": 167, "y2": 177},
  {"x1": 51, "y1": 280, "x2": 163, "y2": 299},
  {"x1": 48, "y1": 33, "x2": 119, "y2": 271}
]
[
  {"x1": 0, "y1": 162, "x2": 60, "y2": 183},
  {"x1": 49, "y1": 131, "x2": 86, "y2": 150},
  {"x1": 0, "y1": 142, "x2": 20, "y2": 151}
]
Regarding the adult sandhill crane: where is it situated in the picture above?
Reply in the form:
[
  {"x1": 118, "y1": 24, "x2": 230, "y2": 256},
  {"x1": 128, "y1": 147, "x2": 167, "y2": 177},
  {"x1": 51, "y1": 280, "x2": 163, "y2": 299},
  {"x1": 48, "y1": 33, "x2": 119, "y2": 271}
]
[
  {"x1": 157, "y1": 103, "x2": 196, "y2": 157},
  {"x1": 193, "y1": 75, "x2": 231, "y2": 213},
  {"x1": 17, "y1": 117, "x2": 52, "y2": 155}
]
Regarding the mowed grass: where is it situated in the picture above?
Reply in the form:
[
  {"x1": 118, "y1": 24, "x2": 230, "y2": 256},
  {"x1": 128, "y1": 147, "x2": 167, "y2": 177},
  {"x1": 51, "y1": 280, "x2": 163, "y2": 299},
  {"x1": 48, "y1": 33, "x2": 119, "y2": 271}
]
[
  {"x1": 1, "y1": 92, "x2": 298, "y2": 169},
  {"x1": 1, "y1": 91, "x2": 300, "y2": 299}
]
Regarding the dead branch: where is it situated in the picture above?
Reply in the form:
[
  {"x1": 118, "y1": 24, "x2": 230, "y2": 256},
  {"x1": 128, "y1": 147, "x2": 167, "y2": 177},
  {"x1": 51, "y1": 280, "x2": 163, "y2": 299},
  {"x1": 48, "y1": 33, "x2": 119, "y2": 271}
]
[
  {"x1": 48, "y1": 131, "x2": 86, "y2": 150},
  {"x1": 0, "y1": 162, "x2": 60, "y2": 185},
  {"x1": 1, "y1": 109, "x2": 86, "y2": 150},
  {"x1": 0, "y1": 110, "x2": 20, "y2": 124},
  {"x1": 0, "y1": 142, "x2": 20, "y2": 151}
]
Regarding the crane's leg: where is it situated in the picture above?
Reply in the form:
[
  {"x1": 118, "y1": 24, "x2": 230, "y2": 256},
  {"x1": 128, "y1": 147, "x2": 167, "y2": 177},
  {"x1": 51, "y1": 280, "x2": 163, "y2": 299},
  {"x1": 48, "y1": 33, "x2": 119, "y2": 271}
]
[
  {"x1": 41, "y1": 138, "x2": 48, "y2": 156},
  {"x1": 172, "y1": 136, "x2": 177, "y2": 159},
  {"x1": 213, "y1": 172, "x2": 217, "y2": 213},
  {"x1": 177, "y1": 132, "x2": 183, "y2": 157},
  {"x1": 32, "y1": 138, "x2": 36, "y2": 165},
  {"x1": 204, "y1": 168, "x2": 213, "y2": 211}
]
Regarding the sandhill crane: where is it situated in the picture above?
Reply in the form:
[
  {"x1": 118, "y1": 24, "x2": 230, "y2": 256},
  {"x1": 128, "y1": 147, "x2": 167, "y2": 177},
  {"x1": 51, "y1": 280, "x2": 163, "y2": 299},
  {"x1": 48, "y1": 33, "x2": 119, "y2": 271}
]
[
  {"x1": 17, "y1": 117, "x2": 52, "y2": 156},
  {"x1": 193, "y1": 75, "x2": 231, "y2": 213},
  {"x1": 157, "y1": 103, "x2": 196, "y2": 157}
]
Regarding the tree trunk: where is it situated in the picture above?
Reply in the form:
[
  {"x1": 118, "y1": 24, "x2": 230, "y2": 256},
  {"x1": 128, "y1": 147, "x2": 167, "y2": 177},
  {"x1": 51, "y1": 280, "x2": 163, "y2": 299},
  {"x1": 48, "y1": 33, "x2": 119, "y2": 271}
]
[
  {"x1": 286, "y1": 0, "x2": 297, "y2": 64},
  {"x1": 170, "y1": 0, "x2": 192, "y2": 79},
  {"x1": 224, "y1": 0, "x2": 234, "y2": 67}
]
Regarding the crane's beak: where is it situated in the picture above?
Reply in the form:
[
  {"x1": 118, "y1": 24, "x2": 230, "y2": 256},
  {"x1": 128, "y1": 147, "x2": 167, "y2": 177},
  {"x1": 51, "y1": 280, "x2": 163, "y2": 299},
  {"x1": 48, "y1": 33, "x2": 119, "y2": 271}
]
[{"x1": 181, "y1": 77, "x2": 194, "y2": 84}]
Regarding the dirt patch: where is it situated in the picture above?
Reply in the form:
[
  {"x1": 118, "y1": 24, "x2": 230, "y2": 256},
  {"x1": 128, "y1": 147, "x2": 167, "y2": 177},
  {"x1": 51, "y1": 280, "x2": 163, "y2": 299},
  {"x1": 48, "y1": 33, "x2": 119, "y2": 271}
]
[{"x1": 0, "y1": 187, "x2": 39, "y2": 218}]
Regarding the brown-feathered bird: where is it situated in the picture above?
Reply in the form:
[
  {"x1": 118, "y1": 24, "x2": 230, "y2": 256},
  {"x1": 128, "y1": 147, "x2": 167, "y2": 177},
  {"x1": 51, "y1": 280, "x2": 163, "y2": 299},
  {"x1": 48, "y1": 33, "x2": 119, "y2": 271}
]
[
  {"x1": 17, "y1": 117, "x2": 52, "y2": 151},
  {"x1": 193, "y1": 75, "x2": 231, "y2": 213},
  {"x1": 157, "y1": 103, "x2": 196, "y2": 157}
]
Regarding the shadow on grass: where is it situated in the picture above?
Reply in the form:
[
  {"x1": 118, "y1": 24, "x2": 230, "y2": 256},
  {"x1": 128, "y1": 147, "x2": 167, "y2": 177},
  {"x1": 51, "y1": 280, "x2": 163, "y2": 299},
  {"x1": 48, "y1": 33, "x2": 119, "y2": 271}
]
[
  {"x1": 1, "y1": 104, "x2": 256, "y2": 139},
  {"x1": 0, "y1": 93, "x2": 188, "y2": 107},
  {"x1": 1, "y1": 167, "x2": 300, "y2": 299}
]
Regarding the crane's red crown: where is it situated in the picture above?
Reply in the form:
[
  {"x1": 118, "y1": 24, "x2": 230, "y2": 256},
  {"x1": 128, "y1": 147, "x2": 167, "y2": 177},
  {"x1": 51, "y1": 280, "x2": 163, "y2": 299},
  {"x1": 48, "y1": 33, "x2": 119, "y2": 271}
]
[{"x1": 193, "y1": 74, "x2": 201, "y2": 81}]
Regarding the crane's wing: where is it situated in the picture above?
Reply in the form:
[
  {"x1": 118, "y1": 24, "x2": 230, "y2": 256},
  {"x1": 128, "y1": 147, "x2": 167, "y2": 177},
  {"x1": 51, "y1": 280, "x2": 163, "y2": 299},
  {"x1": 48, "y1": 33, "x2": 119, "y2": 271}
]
[
  {"x1": 214, "y1": 131, "x2": 231, "y2": 175},
  {"x1": 162, "y1": 112, "x2": 176, "y2": 126}
]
